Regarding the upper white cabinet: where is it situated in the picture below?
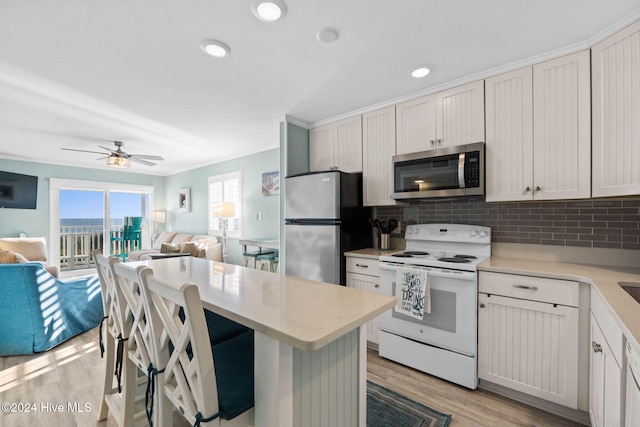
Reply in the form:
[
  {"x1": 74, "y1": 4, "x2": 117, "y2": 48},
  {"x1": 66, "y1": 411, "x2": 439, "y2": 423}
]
[
  {"x1": 396, "y1": 80, "x2": 485, "y2": 155},
  {"x1": 533, "y1": 50, "x2": 591, "y2": 200},
  {"x1": 396, "y1": 94, "x2": 437, "y2": 154},
  {"x1": 485, "y1": 50, "x2": 591, "y2": 202},
  {"x1": 485, "y1": 67, "x2": 534, "y2": 202},
  {"x1": 309, "y1": 116, "x2": 363, "y2": 173},
  {"x1": 592, "y1": 19, "x2": 640, "y2": 197},
  {"x1": 362, "y1": 106, "x2": 397, "y2": 206}
]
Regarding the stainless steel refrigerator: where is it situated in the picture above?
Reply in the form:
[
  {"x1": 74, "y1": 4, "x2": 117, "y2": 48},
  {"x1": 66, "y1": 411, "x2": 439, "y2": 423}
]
[{"x1": 284, "y1": 171, "x2": 372, "y2": 285}]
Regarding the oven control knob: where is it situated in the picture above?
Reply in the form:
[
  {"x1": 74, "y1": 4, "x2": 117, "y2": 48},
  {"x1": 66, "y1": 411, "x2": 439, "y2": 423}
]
[
  {"x1": 471, "y1": 229, "x2": 478, "y2": 237},
  {"x1": 414, "y1": 228, "x2": 420, "y2": 235},
  {"x1": 479, "y1": 230, "x2": 488, "y2": 238},
  {"x1": 406, "y1": 227, "x2": 413, "y2": 234}
]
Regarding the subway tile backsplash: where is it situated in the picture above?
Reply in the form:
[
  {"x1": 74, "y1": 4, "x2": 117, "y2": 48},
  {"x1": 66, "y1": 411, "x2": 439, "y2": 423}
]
[{"x1": 375, "y1": 197, "x2": 640, "y2": 250}]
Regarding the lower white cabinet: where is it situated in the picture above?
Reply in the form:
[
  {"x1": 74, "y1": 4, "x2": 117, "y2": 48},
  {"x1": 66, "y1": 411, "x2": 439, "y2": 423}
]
[
  {"x1": 626, "y1": 343, "x2": 640, "y2": 427},
  {"x1": 590, "y1": 288, "x2": 626, "y2": 427},
  {"x1": 345, "y1": 256, "x2": 380, "y2": 344},
  {"x1": 478, "y1": 272, "x2": 580, "y2": 409}
]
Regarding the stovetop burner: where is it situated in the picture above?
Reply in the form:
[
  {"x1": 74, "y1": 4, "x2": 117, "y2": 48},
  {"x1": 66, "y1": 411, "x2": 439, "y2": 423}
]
[
  {"x1": 392, "y1": 251, "x2": 430, "y2": 258},
  {"x1": 453, "y1": 254, "x2": 477, "y2": 259},
  {"x1": 437, "y1": 257, "x2": 472, "y2": 263}
]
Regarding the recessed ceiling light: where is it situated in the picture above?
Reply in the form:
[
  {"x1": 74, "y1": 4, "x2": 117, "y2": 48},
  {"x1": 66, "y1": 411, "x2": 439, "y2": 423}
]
[
  {"x1": 316, "y1": 28, "x2": 340, "y2": 43},
  {"x1": 252, "y1": 0, "x2": 287, "y2": 22},
  {"x1": 411, "y1": 67, "x2": 431, "y2": 78},
  {"x1": 200, "y1": 40, "x2": 231, "y2": 58}
]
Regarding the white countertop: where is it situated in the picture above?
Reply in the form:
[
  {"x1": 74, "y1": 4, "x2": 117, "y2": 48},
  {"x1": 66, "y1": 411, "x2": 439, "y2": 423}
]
[
  {"x1": 125, "y1": 256, "x2": 395, "y2": 352},
  {"x1": 479, "y1": 256, "x2": 640, "y2": 354},
  {"x1": 344, "y1": 248, "x2": 402, "y2": 259}
]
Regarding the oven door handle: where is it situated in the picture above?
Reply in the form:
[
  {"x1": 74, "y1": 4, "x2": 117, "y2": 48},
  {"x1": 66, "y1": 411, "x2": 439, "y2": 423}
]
[{"x1": 379, "y1": 262, "x2": 477, "y2": 281}]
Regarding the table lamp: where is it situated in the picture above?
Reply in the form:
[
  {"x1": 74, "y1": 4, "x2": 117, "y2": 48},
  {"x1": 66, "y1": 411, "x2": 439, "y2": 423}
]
[
  {"x1": 213, "y1": 202, "x2": 236, "y2": 263},
  {"x1": 150, "y1": 210, "x2": 166, "y2": 245}
]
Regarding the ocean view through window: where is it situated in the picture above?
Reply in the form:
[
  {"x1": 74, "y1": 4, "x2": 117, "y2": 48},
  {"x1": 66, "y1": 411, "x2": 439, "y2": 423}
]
[{"x1": 58, "y1": 188, "x2": 150, "y2": 271}]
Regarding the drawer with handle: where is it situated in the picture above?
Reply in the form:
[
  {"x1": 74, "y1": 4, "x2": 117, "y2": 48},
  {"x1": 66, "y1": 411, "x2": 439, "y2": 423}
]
[
  {"x1": 479, "y1": 271, "x2": 579, "y2": 307},
  {"x1": 346, "y1": 256, "x2": 380, "y2": 276}
]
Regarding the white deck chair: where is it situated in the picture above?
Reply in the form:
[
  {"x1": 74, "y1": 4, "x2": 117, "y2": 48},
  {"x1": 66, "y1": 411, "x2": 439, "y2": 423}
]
[
  {"x1": 94, "y1": 251, "x2": 147, "y2": 426},
  {"x1": 112, "y1": 263, "x2": 172, "y2": 427},
  {"x1": 138, "y1": 268, "x2": 255, "y2": 427}
]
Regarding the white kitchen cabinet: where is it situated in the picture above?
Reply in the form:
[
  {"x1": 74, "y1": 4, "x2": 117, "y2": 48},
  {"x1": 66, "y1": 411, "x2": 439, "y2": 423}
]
[
  {"x1": 485, "y1": 50, "x2": 591, "y2": 202},
  {"x1": 395, "y1": 94, "x2": 437, "y2": 155},
  {"x1": 592, "y1": 19, "x2": 640, "y2": 197},
  {"x1": 478, "y1": 272, "x2": 580, "y2": 409},
  {"x1": 625, "y1": 342, "x2": 640, "y2": 427},
  {"x1": 590, "y1": 288, "x2": 626, "y2": 427},
  {"x1": 345, "y1": 256, "x2": 380, "y2": 345},
  {"x1": 362, "y1": 106, "x2": 397, "y2": 206},
  {"x1": 309, "y1": 115, "x2": 362, "y2": 173},
  {"x1": 395, "y1": 80, "x2": 484, "y2": 155},
  {"x1": 485, "y1": 67, "x2": 534, "y2": 202}
]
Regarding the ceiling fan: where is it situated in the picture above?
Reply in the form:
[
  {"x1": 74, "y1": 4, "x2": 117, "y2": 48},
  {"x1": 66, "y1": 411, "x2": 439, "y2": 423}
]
[{"x1": 61, "y1": 140, "x2": 164, "y2": 167}]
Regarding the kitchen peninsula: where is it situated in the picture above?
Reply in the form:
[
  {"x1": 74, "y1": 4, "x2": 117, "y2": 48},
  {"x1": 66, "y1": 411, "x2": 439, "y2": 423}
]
[{"x1": 126, "y1": 256, "x2": 395, "y2": 427}]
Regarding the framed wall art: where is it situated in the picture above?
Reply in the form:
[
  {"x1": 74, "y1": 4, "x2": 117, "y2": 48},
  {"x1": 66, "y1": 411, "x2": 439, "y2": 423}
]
[
  {"x1": 177, "y1": 187, "x2": 191, "y2": 212},
  {"x1": 261, "y1": 171, "x2": 279, "y2": 196}
]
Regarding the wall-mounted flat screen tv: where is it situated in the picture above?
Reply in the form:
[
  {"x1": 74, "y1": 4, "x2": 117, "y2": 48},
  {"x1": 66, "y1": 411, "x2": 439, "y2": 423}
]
[{"x1": 0, "y1": 171, "x2": 38, "y2": 209}]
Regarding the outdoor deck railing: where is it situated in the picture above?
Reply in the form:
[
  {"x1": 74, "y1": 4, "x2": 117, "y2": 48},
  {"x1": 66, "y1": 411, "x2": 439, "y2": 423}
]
[{"x1": 59, "y1": 225, "x2": 146, "y2": 271}]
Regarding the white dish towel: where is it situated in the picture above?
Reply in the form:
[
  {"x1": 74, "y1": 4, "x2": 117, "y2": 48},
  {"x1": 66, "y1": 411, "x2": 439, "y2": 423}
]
[{"x1": 395, "y1": 267, "x2": 430, "y2": 320}]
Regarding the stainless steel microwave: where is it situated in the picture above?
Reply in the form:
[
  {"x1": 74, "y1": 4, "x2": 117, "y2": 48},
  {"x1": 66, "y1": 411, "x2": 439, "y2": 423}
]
[{"x1": 391, "y1": 142, "x2": 484, "y2": 200}]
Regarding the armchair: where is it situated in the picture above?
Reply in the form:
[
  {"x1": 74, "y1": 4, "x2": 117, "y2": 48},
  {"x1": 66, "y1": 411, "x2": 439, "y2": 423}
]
[{"x1": 0, "y1": 263, "x2": 103, "y2": 356}]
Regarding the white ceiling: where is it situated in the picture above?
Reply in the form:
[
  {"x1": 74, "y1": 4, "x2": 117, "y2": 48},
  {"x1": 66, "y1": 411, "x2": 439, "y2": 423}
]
[{"x1": 1, "y1": 0, "x2": 639, "y2": 176}]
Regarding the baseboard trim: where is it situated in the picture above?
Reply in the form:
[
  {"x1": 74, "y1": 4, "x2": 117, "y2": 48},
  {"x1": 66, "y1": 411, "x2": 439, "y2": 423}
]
[{"x1": 478, "y1": 380, "x2": 591, "y2": 426}]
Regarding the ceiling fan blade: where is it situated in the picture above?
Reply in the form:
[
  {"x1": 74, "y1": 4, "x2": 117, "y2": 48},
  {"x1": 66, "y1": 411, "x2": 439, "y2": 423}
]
[
  {"x1": 129, "y1": 157, "x2": 157, "y2": 166},
  {"x1": 98, "y1": 145, "x2": 119, "y2": 154},
  {"x1": 61, "y1": 148, "x2": 108, "y2": 155},
  {"x1": 129, "y1": 154, "x2": 164, "y2": 161}
]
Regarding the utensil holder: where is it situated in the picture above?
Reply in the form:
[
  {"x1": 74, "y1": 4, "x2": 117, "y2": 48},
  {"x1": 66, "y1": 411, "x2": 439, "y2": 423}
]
[{"x1": 379, "y1": 233, "x2": 390, "y2": 250}]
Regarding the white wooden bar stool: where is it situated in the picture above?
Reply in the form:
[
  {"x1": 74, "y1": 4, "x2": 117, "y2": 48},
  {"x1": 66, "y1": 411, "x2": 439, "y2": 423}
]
[
  {"x1": 138, "y1": 269, "x2": 255, "y2": 427},
  {"x1": 94, "y1": 251, "x2": 147, "y2": 427},
  {"x1": 113, "y1": 263, "x2": 172, "y2": 427}
]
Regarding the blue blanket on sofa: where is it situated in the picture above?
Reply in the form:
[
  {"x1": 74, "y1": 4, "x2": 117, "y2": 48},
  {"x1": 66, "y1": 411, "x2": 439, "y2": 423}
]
[{"x1": 0, "y1": 263, "x2": 103, "y2": 356}]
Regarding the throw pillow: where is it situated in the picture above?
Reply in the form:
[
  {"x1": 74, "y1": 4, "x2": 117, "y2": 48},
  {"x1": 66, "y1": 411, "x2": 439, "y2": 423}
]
[
  {"x1": 0, "y1": 250, "x2": 29, "y2": 264},
  {"x1": 160, "y1": 243, "x2": 181, "y2": 254},
  {"x1": 180, "y1": 242, "x2": 200, "y2": 257}
]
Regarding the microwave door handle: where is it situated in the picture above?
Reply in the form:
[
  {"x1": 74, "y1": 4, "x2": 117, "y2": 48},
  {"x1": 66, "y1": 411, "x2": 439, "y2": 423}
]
[{"x1": 458, "y1": 153, "x2": 466, "y2": 188}]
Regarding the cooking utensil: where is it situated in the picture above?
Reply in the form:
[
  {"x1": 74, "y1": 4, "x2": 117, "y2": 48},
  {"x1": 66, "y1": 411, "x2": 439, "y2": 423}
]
[{"x1": 388, "y1": 219, "x2": 398, "y2": 232}]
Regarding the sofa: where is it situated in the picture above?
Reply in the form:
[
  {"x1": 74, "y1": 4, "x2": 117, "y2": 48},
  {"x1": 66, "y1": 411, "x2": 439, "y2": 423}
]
[
  {"x1": 0, "y1": 237, "x2": 59, "y2": 277},
  {"x1": 0, "y1": 263, "x2": 104, "y2": 356},
  {"x1": 127, "y1": 231, "x2": 222, "y2": 262}
]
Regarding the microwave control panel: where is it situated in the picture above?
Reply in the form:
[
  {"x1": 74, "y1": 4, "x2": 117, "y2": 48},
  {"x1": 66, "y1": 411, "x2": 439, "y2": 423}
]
[{"x1": 464, "y1": 151, "x2": 481, "y2": 188}]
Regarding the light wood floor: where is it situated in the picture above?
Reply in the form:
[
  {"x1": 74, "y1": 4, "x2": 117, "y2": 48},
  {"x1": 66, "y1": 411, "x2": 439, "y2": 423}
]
[{"x1": 0, "y1": 328, "x2": 584, "y2": 426}]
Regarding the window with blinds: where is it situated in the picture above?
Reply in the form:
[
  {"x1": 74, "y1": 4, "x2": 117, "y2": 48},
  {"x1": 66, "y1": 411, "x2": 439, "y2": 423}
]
[{"x1": 207, "y1": 171, "x2": 242, "y2": 237}]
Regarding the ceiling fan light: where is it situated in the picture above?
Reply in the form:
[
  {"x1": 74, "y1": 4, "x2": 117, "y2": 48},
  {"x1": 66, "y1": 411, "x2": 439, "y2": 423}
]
[{"x1": 107, "y1": 156, "x2": 130, "y2": 168}]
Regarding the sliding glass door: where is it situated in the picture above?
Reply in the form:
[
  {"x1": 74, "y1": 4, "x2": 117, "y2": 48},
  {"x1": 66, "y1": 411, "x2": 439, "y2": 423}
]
[
  {"x1": 50, "y1": 179, "x2": 154, "y2": 273},
  {"x1": 59, "y1": 189, "x2": 104, "y2": 271}
]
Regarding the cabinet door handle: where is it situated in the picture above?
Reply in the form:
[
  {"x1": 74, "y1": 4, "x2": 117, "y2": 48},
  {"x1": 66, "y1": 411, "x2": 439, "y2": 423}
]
[
  {"x1": 355, "y1": 264, "x2": 368, "y2": 268},
  {"x1": 535, "y1": 186, "x2": 542, "y2": 193},
  {"x1": 592, "y1": 341, "x2": 602, "y2": 353},
  {"x1": 479, "y1": 303, "x2": 485, "y2": 308},
  {"x1": 513, "y1": 284, "x2": 538, "y2": 290},
  {"x1": 525, "y1": 186, "x2": 531, "y2": 192},
  {"x1": 374, "y1": 284, "x2": 379, "y2": 288},
  {"x1": 430, "y1": 139, "x2": 436, "y2": 146},
  {"x1": 437, "y1": 138, "x2": 442, "y2": 144}
]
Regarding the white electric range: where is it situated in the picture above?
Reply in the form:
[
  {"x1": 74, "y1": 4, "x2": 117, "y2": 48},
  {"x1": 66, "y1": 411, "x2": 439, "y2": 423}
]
[{"x1": 378, "y1": 223, "x2": 491, "y2": 389}]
